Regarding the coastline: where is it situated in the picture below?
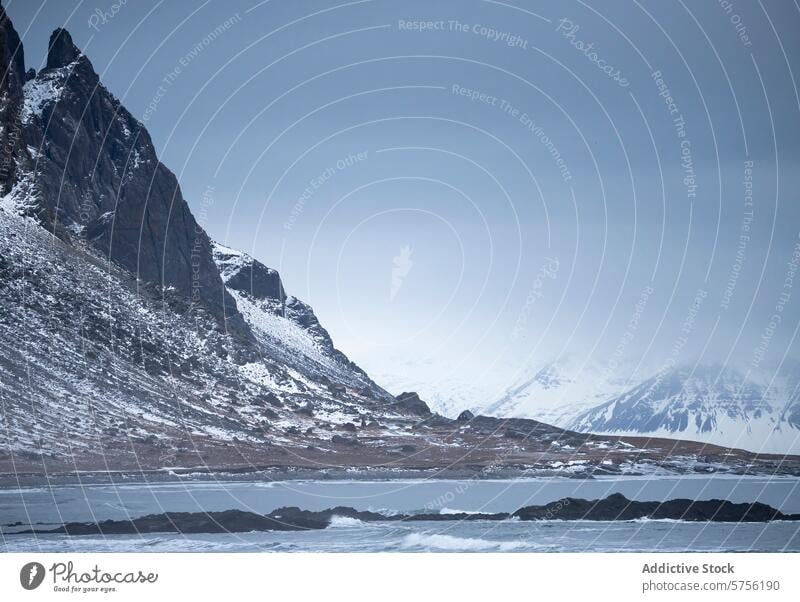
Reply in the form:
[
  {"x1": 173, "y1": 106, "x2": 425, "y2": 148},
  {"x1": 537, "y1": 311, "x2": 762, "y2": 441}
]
[{"x1": 3, "y1": 464, "x2": 800, "y2": 490}]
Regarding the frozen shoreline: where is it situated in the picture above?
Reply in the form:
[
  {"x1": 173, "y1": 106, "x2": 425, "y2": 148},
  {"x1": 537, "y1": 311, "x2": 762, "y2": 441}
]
[{"x1": 4, "y1": 463, "x2": 800, "y2": 490}]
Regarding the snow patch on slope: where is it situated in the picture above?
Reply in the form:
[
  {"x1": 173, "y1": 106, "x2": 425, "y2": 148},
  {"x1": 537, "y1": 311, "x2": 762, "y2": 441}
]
[{"x1": 21, "y1": 63, "x2": 74, "y2": 124}]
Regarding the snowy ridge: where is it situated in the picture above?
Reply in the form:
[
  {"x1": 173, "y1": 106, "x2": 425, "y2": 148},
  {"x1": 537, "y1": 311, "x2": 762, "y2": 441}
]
[
  {"x1": 481, "y1": 357, "x2": 630, "y2": 427},
  {"x1": 0, "y1": 203, "x2": 391, "y2": 461},
  {"x1": 478, "y1": 357, "x2": 800, "y2": 454},
  {"x1": 211, "y1": 241, "x2": 385, "y2": 395},
  {"x1": 568, "y1": 365, "x2": 800, "y2": 454},
  {"x1": 212, "y1": 242, "x2": 278, "y2": 284}
]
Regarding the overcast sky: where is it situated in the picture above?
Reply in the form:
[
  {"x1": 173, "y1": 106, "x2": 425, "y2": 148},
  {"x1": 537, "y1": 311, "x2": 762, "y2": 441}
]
[{"x1": 8, "y1": 0, "x2": 800, "y2": 407}]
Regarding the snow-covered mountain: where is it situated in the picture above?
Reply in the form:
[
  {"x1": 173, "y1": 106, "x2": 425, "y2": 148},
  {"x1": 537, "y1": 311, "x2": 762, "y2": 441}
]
[
  {"x1": 481, "y1": 356, "x2": 632, "y2": 427},
  {"x1": 1, "y1": 8, "x2": 798, "y2": 478},
  {"x1": 0, "y1": 17, "x2": 409, "y2": 471},
  {"x1": 0, "y1": 13, "x2": 622, "y2": 477},
  {"x1": 478, "y1": 354, "x2": 800, "y2": 454},
  {"x1": 568, "y1": 365, "x2": 800, "y2": 455}
]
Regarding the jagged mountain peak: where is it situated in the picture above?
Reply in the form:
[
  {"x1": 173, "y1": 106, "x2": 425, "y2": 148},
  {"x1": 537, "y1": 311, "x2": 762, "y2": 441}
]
[
  {"x1": 212, "y1": 242, "x2": 285, "y2": 305},
  {"x1": 0, "y1": 3, "x2": 24, "y2": 87},
  {"x1": 0, "y1": 2, "x2": 25, "y2": 195},
  {"x1": 481, "y1": 355, "x2": 632, "y2": 426},
  {"x1": 529, "y1": 361, "x2": 570, "y2": 390},
  {"x1": 7, "y1": 21, "x2": 250, "y2": 338},
  {"x1": 46, "y1": 28, "x2": 81, "y2": 69}
]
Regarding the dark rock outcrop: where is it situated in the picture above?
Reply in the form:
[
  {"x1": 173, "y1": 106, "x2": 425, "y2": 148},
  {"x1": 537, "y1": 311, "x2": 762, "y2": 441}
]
[
  {"x1": 213, "y1": 243, "x2": 285, "y2": 307},
  {"x1": 13, "y1": 26, "x2": 249, "y2": 337},
  {"x1": 330, "y1": 434, "x2": 360, "y2": 446},
  {"x1": 46, "y1": 28, "x2": 80, "y2": 69},
  {"x1": 392, "y1": 392, "x2": 432, "y2": 417},
  {"x1": 267, "y1": 506, "x2": 387, "y2": 526},
  {"x1": 212, "y1": 242, "x2": 387, "y2": 397},
  {"x1": 0, "y1": 1, "x2": 25, "y2": 194},
  {"x1": 457, "y1": 409, "x2": 475, "y2": 422}
]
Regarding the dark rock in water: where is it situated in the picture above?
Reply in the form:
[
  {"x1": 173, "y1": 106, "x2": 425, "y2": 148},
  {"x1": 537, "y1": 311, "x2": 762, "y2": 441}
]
[
  {"x1": 457, "y1": 410, "x2": 475, "y2": 422},
  {"x1": 24, "y1": 506, "x2": 386, "y2": 535},
  {"x1": 17, "y1": 495, "x2": 799, "y2": 536},
  {"x1": 648, "y1": 497, "x2": 793, "y2": 522},
  {"x1": 25, "y1": 509, "x2": 323, "y2": 535},
  {"x1": 331, "y1": 434, "x2": 359, "y2": 446},
  {"x1": 339, "y1": 422, "x2": 357, "y2": 433},
  {"x1": 392, "y1": 392, "x2": 432, "y2": 417},
  {"x1": 405, "y1": 511, "x2": 510, "y2": 521},
  {"x1": 512, "y1": 493, "x2": 794, "y2": 522}
]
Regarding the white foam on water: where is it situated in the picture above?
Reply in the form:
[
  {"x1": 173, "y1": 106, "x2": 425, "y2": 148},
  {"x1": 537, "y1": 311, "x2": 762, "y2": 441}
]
[
  {"x1": 438, "y1": 508, "x2": 483, "y2": 515},
  {"x1": 328, "y1": 515, "x2": 364, "y2": 528},
  {"x1": 400, "y1": 532, "x2": 526, "y2": 551}
]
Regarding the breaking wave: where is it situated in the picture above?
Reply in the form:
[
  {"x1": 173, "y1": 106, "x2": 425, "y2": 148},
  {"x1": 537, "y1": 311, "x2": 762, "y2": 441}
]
[{"x1": 400, "y1": 532, "x2": 526, "y2": 551}]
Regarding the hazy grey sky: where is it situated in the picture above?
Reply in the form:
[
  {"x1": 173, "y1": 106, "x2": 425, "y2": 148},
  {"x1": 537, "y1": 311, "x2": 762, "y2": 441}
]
[{"x1": 8, "y1": 0, "x2": 800, "y2": 404}]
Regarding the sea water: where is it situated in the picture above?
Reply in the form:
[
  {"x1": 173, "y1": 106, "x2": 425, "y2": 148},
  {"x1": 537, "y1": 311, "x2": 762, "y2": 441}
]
[{"x1": 2, "y1": 476, "x2": 799, "y2": 552}]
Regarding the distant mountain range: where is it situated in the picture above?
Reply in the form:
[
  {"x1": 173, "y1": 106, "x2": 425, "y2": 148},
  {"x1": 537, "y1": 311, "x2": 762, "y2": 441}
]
[
  {"x1": 568, "y1": 364, "x2": 800, "y2": 455},
  {"x1": 478, "y1": 357, "x2": 800, "y2": 455}
]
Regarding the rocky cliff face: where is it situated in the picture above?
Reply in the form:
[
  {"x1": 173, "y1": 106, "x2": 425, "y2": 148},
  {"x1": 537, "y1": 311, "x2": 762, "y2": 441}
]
[
  {"x1": 10, "y1": 26, "x2": 245, "y2": 336},
  {"x1": 212, "y1": 242, "x2": 386, "y2": 398},
  {"x1": 0, "y1": 4, "x2": 25, "y2": 195}
]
